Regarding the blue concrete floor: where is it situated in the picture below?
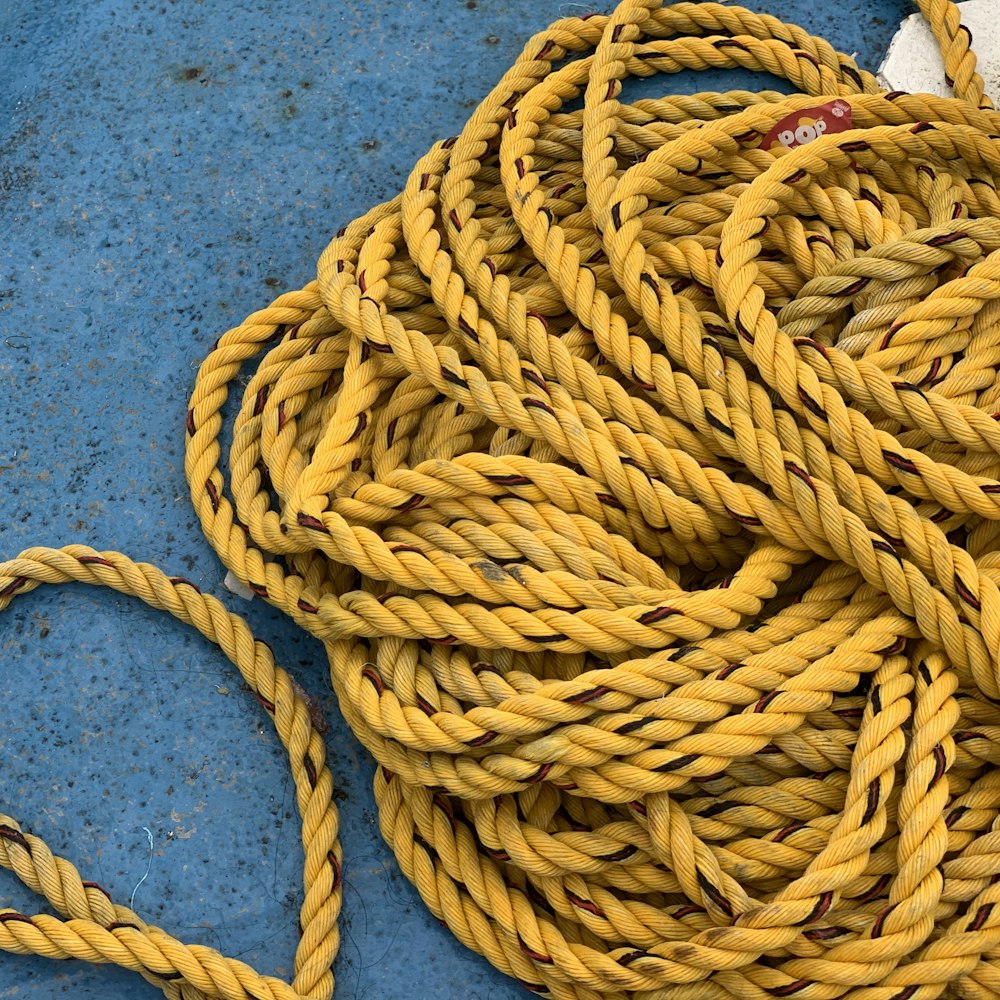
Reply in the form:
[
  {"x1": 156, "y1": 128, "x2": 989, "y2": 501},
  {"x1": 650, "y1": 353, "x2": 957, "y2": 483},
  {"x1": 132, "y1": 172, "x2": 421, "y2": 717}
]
[{"x1": 0, "y1": 1, "x2": 911, "y2": 997}]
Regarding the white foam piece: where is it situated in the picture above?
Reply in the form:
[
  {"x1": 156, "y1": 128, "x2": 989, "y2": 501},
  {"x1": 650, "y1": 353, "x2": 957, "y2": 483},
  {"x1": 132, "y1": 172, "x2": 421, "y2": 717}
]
[
  {"x1": 224, "y1": 569, "x2": 255, "y2": 601},
  {"x1": 878, "y1": 0, "x2": 1000, "y2": 100}
]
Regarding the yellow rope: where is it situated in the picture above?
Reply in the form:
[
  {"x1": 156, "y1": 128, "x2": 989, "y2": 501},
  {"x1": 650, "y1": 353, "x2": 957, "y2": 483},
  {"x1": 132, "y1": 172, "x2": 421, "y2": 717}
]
[{"x1": 4, "y1": 1, "x2": 1000, "y2": 997}]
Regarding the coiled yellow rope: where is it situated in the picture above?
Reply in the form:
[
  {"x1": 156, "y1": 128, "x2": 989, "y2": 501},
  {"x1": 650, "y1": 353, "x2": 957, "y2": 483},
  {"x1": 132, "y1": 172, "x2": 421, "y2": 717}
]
[{"x1": 4, "y1": 1, "x2": 1000, "y2": 997}]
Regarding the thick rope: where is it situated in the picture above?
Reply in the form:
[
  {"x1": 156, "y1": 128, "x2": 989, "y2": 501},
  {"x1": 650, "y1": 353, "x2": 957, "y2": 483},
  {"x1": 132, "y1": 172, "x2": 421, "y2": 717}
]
[{"x1": 4, "y1": 1, "x2": 1000, "y2": 997}]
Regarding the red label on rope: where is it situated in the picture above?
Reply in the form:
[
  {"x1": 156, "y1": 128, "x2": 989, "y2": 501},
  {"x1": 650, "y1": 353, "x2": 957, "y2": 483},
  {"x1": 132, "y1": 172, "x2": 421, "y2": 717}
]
[{"x1": 762, "y1": 99, "x2": 852, "y2": 152}]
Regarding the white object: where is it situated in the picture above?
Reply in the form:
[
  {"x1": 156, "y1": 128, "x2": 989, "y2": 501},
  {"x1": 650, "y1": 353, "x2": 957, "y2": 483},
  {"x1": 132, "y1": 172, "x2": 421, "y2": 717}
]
[
  {"x1": 224, "y1": 569, "x2": 255, "y2": 601},
  {"x1": 878, "y1": 0, "x2": 1000, "y2": 100}
]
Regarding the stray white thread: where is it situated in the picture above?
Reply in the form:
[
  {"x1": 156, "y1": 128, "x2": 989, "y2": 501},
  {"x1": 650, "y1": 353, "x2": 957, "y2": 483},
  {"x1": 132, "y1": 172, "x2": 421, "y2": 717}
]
[{"x1": 129, "y1": 826, "x2": 154, "y2": 909}]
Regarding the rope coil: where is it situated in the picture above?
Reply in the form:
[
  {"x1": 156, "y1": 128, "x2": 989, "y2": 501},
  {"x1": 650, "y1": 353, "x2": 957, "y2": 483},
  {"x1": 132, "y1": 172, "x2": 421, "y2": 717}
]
[{"x1": 4, "y1": 1, "x2": 1000, "y2": 997}]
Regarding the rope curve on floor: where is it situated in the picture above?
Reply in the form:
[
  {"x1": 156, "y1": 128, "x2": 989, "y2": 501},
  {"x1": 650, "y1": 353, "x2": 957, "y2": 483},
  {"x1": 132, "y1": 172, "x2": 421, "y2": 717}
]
[{"x1": 4, "y1": 1, "x2": 1000, "y2": 997}]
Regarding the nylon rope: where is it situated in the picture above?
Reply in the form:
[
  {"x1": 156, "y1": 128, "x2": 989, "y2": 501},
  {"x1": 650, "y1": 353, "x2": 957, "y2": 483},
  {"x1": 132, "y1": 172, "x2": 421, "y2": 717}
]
[{"x1": 3, "y1": 1, "x2": 1000, "y2": 997}]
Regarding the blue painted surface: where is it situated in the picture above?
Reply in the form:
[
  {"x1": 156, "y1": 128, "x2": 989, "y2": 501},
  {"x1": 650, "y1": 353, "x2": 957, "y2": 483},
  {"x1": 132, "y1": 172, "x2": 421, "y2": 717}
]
[{"x1": 0, "y1": 1, "x2": 910, "y2": 997}]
